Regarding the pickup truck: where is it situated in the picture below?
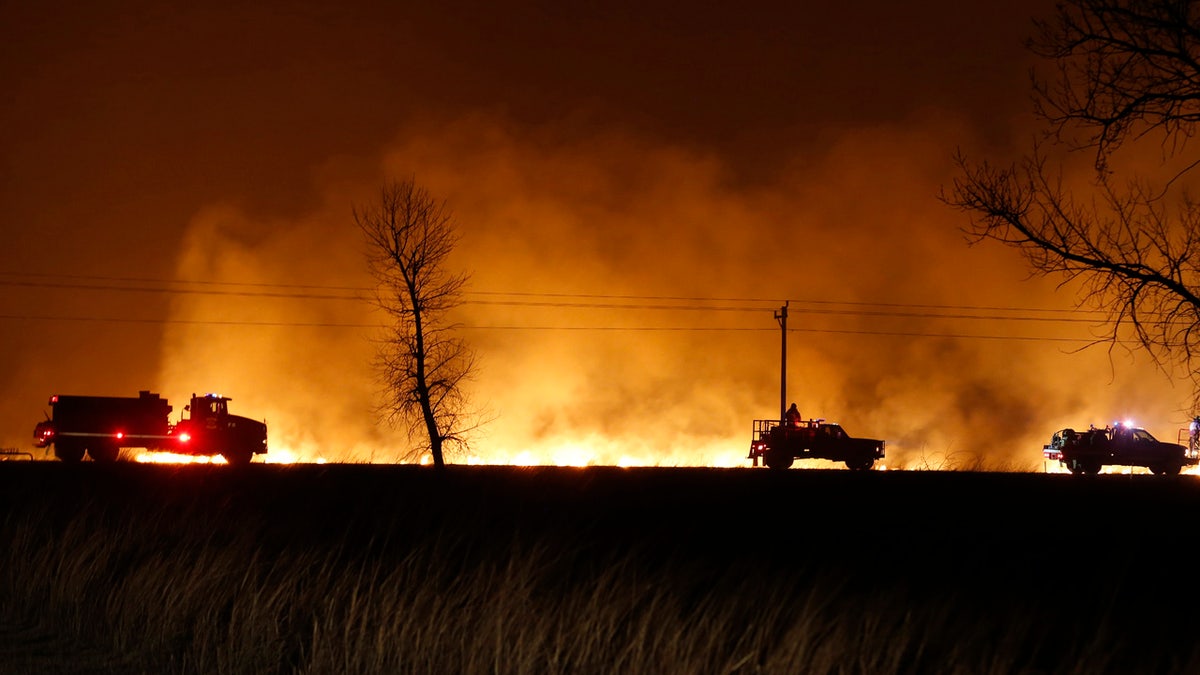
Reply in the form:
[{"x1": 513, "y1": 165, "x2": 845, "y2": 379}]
[
  {"x1": 1042, "y1": 421, "x2": 1199, "y2": 475},
  {"x1": 749, "y1": 417, "x2": 885, "y2": 471}
]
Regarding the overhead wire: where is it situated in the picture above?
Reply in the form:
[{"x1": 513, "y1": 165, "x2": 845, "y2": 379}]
[
  {"x1": 0, "y1": 313, "x2": 1133, "y2": 344},
  {"x1": 0, "y1": 271, "x2": 1101, "y2": 315},
  {"x1": 0, "y1": 272, "x2": 1109, "y2": 314},
  {"x1": 0, "y1": 270, "x2": 1133, "y2": 343}
]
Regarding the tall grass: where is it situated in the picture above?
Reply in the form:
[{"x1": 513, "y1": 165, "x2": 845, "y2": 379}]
[{"x1": 2, "y1": 464, "x2": 1200, "y2": 674}]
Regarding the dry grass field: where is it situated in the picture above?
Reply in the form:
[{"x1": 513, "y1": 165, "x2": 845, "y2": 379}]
[{"x1": 2, "y1": 463, "x2": 1199, "y2": 674}]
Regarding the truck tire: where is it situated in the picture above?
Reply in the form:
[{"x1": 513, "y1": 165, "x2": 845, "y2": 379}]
[
  {"x1": 87, "y1": 443, "x2": 120, "y2": 463},
  {"x1": 845, "y1": 457, "x2": 874, "y2": 471},
  {"x1": 1067, "y1": 459, "x2": 1101, "y2": 475},
  {"x1": 55, "y1": 442, "x2": 84, "y2": 463},
  {"x1": 1150, "y1": 462, "x2": 1182, "y2": 476},
  {"x1": 221, "y1": 448, "x2": 254, "y2": 466},
  {"x1": 763, "y1": 448, "x2": 794, "y2": 470}
]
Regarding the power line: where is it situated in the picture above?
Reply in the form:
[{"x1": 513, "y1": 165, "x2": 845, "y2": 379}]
[
  {"x1": 0, "y1": 271, "x2": 367, "y2": 293},
  {"x1": 0, "y1": 277, "x2": 1113, "y2": 327},
  {"x1": 0, "y1": 313, "x2": 1130, "y2": 343},
  {"x1": 0, "y1": 279, "x2": 364, "y2": 301},
  {"x1": 0, "y1": 269, "x2": 1163, "y2": 350},
  {"x1": 465, "y1": 299, "x2": 1108, "y2": 323},
  {"x1": 0, "y1": 271, "x2": 1101, "y2": 318},
  {"x1": 469, "y1": 289, "x2": 1105, "y2": 316},
  {"x1": 464, "y1": 324, "x2": 1126, "y2": 343},
  {"x1": 0, "y1": 314, "x2": 380, "y2": 328}
]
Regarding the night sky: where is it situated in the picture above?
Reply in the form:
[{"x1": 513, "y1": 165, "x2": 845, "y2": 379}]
[{"x1": 2, "y1": 0, "x2": 1189, "y2": 466}]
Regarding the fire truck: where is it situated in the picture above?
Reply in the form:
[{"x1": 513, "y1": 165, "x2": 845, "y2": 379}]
[
  {"x1": 1042, "y1": 419, "x2": 1200, "y2": 475},
  {"x1": 749, "y1": 417, "x2": 886, "y2": 471},
  {"x1": 33, "y1": 391, "x2": 267, "y2": 465}
]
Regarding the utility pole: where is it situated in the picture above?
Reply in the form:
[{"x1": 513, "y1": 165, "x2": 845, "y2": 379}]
[{"x1": 775, "y1": 301, "x2": 788, "y2": 422}]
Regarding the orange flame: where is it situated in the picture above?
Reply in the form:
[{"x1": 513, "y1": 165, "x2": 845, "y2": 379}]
[
  {"x1": 131, "y1": 446, "x2": 320, "y2": 465},
  {"x1": 134, "y1": 452, "x2": 227, "y2": 464}
]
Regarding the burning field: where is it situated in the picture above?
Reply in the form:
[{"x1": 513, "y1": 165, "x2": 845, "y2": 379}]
[
  {"x1": 5, "y1": 0, "x2": 1200, "y2": 512},
  {"x1": 3, "y1": 462, "x2": 1200, "y2": 674}
]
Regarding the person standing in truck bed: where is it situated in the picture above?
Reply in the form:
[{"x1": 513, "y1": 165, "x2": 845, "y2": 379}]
[{"x1": 785, "y1": 403, "x2": 802, "y2": 428}]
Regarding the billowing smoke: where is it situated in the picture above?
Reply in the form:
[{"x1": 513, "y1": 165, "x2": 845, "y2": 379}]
[
  {"x1": 6, "y1": 1, "x2": 1190, "y2": 468},
  {"x1": 157, "y1": 112, "x2": 1192, "y2": 468},
  {"x1": 157, "y1": 199, "x2": 389, "y2": 462}
]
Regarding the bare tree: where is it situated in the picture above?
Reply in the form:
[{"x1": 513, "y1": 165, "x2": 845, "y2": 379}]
[
  {"x1": 355, "y1": 178, "x2": 477, "y2": 468},
  {"x1": 944, "y1": 0, "x2": 1200, "y2": 383}
]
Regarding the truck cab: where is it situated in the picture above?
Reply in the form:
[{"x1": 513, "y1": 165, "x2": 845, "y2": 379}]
[{"x1": 173, "y1": 393, "x2": 267, "y2": 465}]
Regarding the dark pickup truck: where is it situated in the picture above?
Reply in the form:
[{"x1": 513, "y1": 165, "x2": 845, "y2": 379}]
[
  {"x1": 1042, "y1": 421, "x2": 1199, "y2": 475},
  {"x1": 749, "y1": 418, "x2": 885, "y2": 471}
]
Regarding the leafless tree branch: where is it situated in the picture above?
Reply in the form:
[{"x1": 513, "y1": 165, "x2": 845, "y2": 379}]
[
  {"x1": 354, "y1": 178, "x2": 485, "y2": 468},
  {"x1": 944, "y1": 0, "x2": 1200, "y2": 395},
  {"x1": 1029, "y1": 0, "x2": 1200, "y2": 173}
]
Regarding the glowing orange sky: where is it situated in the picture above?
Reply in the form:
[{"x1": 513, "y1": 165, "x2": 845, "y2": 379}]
[{"x1": 3, "y1": 0, "x2": 1193, "y2": 469}]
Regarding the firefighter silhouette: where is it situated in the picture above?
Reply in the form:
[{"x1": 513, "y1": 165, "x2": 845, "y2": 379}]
[{"x1": 785, "y1": 403, "x2": 802, "y2": 428}]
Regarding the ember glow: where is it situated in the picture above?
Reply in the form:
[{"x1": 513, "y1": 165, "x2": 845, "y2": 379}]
[
  {"x1": 461, "y1": 437, "x2": 750, "y2": 468},
  {"x1": 134, "y1": 452, "x2": 226, "y2": 465},
  {"x1": 132, "y1": 446, "x2": 320, "y2": 465},
  {"x1": 1043, "y1": 463, "x2": 1200, "y2": 476}
]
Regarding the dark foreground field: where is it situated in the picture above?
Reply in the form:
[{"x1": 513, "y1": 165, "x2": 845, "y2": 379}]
[{"x1": 2, "y1": 463, "x2": 1199, "y2": 674}]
